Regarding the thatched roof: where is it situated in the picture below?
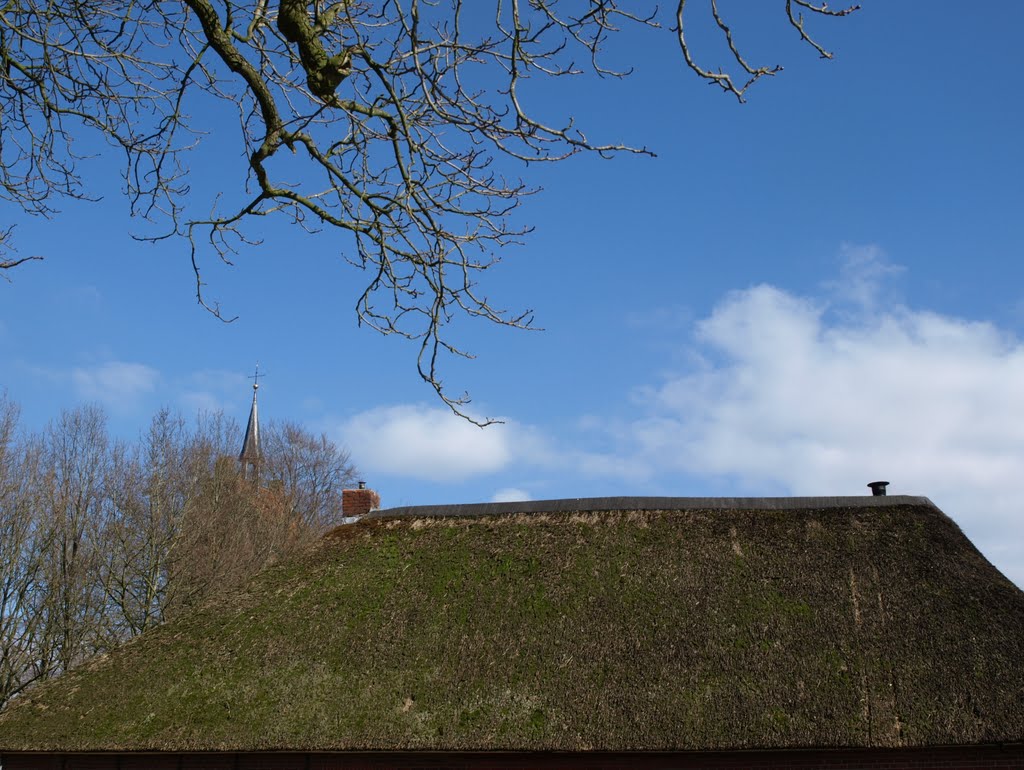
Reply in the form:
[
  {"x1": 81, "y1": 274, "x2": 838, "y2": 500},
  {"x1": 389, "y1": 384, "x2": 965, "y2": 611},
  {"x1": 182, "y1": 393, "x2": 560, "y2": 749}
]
[{"x1": 1, "y1": 496, "x2": 1023, "y2": 753}]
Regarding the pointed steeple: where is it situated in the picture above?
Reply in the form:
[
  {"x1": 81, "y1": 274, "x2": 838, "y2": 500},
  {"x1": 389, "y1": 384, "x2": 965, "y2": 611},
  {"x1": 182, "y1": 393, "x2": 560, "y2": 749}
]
[{"x1": 239, "y1": 365, "x2": 262, "y2": 480}]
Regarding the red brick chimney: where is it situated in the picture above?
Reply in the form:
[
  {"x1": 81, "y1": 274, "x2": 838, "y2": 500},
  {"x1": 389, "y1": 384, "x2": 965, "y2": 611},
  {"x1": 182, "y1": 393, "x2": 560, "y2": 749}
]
[{"x1": 342, "y1": 481, "x2": 380, "y2": 518}]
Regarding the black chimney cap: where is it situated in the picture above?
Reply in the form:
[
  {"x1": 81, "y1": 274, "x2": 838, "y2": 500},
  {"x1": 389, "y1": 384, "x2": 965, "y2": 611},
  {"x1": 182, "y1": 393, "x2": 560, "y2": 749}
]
[
  {"x1": 867, "y1": 481, "x2": 889, "y2": 496},
  {"x1": 358, "y1": 480, "x2": 366, "y2": 490}
]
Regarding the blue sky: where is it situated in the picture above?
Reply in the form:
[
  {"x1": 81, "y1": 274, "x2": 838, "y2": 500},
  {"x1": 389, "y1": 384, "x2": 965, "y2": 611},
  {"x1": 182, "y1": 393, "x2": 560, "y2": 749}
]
[{"x1": 3, "y1": 3, "x2": 1024, "y2": 585}]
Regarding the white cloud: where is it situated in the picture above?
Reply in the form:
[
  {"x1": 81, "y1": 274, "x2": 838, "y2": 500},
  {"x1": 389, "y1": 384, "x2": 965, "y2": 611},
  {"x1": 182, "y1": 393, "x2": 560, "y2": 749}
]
[
  {"x1": 491, "y1": 487, "x2": 531, "y2": 503},
  {"x1": 824, "y1": 243, "x2": 905, "y2": 312},
  {"x1": 322, "y1": 247, "x2": 1024, "y2": 585},
  {"x1": 340, "y1": 404, "x2": 520, "y2": 482},
  {"x1": 179, "y1": 390, "x2": 224, "y2": 415},
  {"x1": 640, "y1": 287, "x2": 1024, "y2": 489},
  {"x1": 177, "y1": 369, "x2": 247, "y2": 415},
  {"x1": 601, "y1": 251, "x2": 1024, "y2": 585},
  {"x1": 71, "y1": 361, "x2": 159, "y2": 411}
]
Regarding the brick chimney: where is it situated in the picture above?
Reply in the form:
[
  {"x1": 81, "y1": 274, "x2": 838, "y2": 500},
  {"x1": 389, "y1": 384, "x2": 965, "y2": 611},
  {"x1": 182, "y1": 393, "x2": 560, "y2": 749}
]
[{"x1": 342, "y1": 481, "x2": 380, "y2": 518}]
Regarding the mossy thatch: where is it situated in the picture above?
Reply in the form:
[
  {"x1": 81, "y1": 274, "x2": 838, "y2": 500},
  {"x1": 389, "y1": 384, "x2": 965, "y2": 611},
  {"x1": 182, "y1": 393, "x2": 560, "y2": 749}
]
[{"x1": 1, "y1": 497, "x2": 1022, "y2": 752}]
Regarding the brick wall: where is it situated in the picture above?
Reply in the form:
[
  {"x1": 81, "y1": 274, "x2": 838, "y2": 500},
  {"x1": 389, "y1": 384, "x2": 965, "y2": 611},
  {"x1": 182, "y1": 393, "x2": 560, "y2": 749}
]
[{"x1": 4, "y1": 747, "x2": 1024, "y2": 770}]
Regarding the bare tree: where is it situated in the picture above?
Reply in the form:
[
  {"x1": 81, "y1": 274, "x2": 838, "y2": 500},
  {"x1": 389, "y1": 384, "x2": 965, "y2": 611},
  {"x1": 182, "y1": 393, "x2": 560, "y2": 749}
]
[
  {"x1": 35, "y1": 406, "x2": 111, "y2": 677},
  {"x1": 99, "y1": 410, "x2": 194, "y2": 639},
  {"x1": 0, "y1": 1, "x2": 858, "y2": 418},
  {"x1": 261, "y1": 420, "x2": 357, "y2": 537},
  {"x1": 166, "y1": 454, "x2": 292, "y2": 616},
  {"x1": 148, "y1": 410, "x2": 244, "y2": 617},
  {"x1": 161, "y1": 411, "x2": 350, "y2": 617},
  {"x1": 1, "y1": 404, "x2": 115, "y2": 704},
  {"x1": 0, "y1": 398, "x2": 360, "y2": 709},
  {"x1": 0, "y1": 396, "x2": 50, "y2": 709},
  {"x1": 83, "y1": 409, "x2": 355, "y2": 633}
]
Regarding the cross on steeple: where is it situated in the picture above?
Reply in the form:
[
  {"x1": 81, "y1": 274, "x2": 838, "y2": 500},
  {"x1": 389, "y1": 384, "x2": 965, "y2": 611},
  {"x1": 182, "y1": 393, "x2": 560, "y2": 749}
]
[{"x1": 248, "y1": 363, "x2": 265, "y2": 391}]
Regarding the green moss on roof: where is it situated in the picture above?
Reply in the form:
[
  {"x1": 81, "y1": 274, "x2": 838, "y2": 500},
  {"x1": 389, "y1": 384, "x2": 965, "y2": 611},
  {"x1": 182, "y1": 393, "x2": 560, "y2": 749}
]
[{"x1": 1, "y1": 501, "x2": 1023, "y2": 752}]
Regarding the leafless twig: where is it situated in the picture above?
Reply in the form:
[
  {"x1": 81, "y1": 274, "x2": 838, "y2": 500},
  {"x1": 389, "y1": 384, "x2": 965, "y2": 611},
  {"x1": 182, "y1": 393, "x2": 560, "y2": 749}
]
[{"x1": 0, "y1": 1, "x2": 858, "y2": 419}]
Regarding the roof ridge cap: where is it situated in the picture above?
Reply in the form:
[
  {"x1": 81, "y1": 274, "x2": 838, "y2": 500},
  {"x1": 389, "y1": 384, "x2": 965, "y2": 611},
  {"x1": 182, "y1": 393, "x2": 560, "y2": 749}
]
[{"x1": 367, "y1": 495, "x2": 938, "y2": 520}]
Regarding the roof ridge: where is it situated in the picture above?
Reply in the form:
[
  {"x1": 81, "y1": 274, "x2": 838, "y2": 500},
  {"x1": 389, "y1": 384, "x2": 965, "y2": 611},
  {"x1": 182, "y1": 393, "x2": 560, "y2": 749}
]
[{"x1": 368, "y1": 495, "x2": 938, "y2": 520}]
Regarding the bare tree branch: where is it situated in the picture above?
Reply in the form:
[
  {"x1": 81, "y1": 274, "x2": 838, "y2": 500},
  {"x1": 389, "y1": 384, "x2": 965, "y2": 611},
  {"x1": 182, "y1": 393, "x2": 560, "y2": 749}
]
[
  {"x1": 0, "y1": 1, "x2": 859, "y2": 419},
  {"x1": 676, "y1": 0, "x2": 859, "y2": 101},
  {"x1": 0, "y1": 227, "x2": 42, "y2": 280}
]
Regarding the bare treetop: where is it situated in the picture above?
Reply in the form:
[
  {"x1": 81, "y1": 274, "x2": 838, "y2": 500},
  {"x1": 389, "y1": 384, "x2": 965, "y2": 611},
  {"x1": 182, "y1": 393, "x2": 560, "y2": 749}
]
[{"x1": 0, "y1": 1, "x2": 858, "y2": 420}]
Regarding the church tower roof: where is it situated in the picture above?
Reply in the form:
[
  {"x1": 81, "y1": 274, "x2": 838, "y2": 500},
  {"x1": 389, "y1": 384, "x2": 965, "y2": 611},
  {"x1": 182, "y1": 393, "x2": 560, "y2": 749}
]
[{"x1": 238, "y1": 365, "x2": 261, "y2": 477}]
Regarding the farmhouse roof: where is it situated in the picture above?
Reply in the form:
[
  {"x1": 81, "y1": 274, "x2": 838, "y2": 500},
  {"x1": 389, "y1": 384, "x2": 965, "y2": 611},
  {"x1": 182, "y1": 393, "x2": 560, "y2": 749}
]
[{"x1": 1, "y1": 495, "x2": 1022, "y2": 752}]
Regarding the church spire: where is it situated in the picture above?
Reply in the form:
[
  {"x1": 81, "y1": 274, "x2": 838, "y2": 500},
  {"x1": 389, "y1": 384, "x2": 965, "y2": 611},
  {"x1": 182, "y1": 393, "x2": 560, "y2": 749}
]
[{"x1": 239, "y1": 364, "x2": 262, "y2": 480}]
